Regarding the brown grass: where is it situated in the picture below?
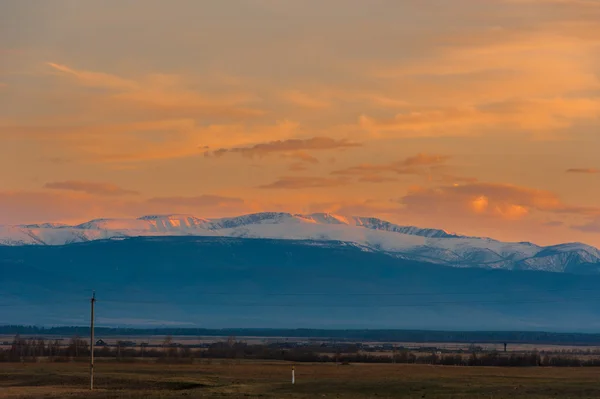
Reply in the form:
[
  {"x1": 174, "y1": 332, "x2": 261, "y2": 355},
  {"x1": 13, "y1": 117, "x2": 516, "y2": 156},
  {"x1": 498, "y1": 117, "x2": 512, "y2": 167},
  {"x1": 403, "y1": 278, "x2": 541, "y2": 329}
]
[{"x1": 2, "y1": 361, "x2": 600, "y2": 398}]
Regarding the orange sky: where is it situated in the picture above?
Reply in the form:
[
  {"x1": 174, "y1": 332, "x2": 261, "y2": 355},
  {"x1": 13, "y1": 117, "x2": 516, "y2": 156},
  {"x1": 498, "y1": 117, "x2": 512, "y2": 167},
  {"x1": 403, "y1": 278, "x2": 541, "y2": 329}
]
[{"x1": 1, "y1": 0, "x2": 600, "y2": 246}]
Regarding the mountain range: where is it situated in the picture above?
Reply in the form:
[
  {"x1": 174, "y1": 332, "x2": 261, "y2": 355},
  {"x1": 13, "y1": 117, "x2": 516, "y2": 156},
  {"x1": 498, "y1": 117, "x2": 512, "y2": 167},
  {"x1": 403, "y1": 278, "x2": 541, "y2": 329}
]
[
  {"x1": 2, "y1": 235, "x2": 600, "y2": 330},
  {"x1": 2, "y1": 212, "x2": 600, "y2": 274}
]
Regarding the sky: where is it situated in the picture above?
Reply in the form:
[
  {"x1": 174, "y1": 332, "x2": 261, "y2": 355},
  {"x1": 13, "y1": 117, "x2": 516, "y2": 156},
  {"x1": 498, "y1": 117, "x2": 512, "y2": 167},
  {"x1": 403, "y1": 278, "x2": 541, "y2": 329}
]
[{"x1": 1, "y1": 0, "x2": 600, "y2": 247}]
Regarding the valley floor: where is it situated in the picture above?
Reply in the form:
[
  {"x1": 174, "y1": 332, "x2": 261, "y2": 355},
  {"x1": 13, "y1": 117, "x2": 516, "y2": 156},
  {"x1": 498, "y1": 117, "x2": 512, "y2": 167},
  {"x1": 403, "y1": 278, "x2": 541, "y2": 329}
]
[{"x1": 2, "y1": 361, "x2": 600, "y2": 398}]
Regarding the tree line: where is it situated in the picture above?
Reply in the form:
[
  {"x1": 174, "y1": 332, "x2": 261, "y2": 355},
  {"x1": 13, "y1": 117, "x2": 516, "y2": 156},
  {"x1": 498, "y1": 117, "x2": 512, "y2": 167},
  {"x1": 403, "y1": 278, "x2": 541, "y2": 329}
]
[
  {"x1": 2, "y1": 325, "x2": 600, "y2": 345},
  {"x1": 3, "y1": 335, "x2": 600, "y2": 367},
  {"x1": 0, "y1": 335, "x2": 90, "y2": 362}
]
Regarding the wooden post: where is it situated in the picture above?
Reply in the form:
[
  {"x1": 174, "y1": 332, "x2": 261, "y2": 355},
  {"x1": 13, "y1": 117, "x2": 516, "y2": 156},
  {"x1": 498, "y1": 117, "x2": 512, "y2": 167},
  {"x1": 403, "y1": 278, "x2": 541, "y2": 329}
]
[{"x1": 90, "y1": 291, "x2": 96, "y2": 391}]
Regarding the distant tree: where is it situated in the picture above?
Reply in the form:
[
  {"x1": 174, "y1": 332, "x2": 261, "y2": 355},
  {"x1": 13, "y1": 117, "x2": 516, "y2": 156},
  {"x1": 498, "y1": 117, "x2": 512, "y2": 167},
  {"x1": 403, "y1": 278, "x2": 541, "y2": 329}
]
[
  {"x1": 227, "y1": 336, "x2": 236, "y2": 347},
  {"x1": 9, "y1": 334, "x2": 26, "y2": 362},
  {"x1": 116, "y1": 341, "x2": 123, "y2": 359},
  {"x1": 67, "y1": 336, "x2": 88, "y2": 358},
  {"x1": 140, "y1": 342, "x2": 148, "y2": 358},
  {"x1": 36, "y1": 338, "x2": 46, "y2": 357},
  {"x1": 48, "y1": 339, "x2": 61, "y2": 358},
  {"x1": 181, "y1": 346, "x2": 192, "y2": 359},
  {"x1": 163, "y1": 336, "x2": 179, "y2": 358}
]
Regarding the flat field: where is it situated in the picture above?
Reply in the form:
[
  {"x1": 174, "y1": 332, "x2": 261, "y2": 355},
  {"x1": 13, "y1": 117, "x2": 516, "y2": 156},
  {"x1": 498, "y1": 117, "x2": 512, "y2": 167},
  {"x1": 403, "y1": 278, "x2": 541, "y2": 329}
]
[{"x1": 2, "y1": 361, "x2": 600, "y2": 399}]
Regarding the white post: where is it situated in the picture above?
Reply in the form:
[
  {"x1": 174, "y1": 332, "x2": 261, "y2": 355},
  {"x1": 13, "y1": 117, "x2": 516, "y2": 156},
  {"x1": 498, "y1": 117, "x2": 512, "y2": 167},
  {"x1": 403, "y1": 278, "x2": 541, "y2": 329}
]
[{"x1": 292, "y1": 366, "x2": 295, "y2": 385}]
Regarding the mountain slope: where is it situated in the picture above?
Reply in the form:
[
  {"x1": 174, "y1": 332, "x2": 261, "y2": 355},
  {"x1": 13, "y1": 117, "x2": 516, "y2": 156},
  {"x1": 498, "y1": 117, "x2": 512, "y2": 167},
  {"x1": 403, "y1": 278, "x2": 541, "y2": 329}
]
[
  {"x1": 2, "y1": 236, "x2": 600, "y2": 330},
  {"x1": 1, "y1": 212, "x2": 599, "y2": 274}
]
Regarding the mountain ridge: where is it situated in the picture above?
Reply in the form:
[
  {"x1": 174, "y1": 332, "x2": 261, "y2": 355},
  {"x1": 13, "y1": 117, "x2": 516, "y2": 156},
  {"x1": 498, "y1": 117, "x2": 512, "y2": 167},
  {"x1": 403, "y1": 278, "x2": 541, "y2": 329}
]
[{"x1": 1, "y1": 212, "x2": 599, "y2": 274}]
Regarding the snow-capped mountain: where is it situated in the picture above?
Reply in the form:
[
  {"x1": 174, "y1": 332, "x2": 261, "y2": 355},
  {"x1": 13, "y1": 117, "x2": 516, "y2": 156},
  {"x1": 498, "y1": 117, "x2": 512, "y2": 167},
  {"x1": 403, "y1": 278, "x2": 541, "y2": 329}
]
[{"x1": 1, "y1": 212, "x2": 599, "y2": 274}]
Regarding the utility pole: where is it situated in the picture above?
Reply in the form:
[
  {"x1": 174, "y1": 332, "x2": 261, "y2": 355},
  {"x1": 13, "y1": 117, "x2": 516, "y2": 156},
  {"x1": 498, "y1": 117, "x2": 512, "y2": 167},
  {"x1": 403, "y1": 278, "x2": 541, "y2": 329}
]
[{"x1": 90, "y1": 291, "x2": 96, "y2": 391}]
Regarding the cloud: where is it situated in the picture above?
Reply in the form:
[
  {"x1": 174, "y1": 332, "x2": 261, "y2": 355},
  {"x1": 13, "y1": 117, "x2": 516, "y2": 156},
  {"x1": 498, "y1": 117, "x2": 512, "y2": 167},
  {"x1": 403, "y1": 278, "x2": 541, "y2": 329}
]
[
  {"x1": 572, "y1": 218, "x2": 600, "y2": 233},
  {"x1": 399, "y1": 182, "x2": 600, "y2": 221},
  {"x1": 359, "y1": 107, "x2": 484, "y2": 136},
  {"x1": 566, "y1": 168, "x2": 600, "y2": 174},
  {"x1": 284, "y1": 152, "x2": 320, "y2": 171},
  {"x1": 332, "y1": 163, "x2": 414, "y2": 176},
  {"x1": 146, "y1": 195, "x2": 244, "y2": 207},
  {"x1": 436, "y1": 174, "x2": 479, "y2": 184},
  {"x1": 2, "y1": 63, "x2": 292, "y2": 166},
  {"x1": 402, "y1": 153, "x2": 452, "y2": 167},
  {"x1": 282, "y1": 151, "x2": 320, "y2": 164},
  {"x1": 279, "y1": 87, "x2": 412, "y2": 111},
  {"x1": 288, "y1": 163, "x2": 309, "y2": 171},
  {"x1": 366, "y1": 20, "x2": 600, "y2": 139},
  {"x1": 0, "y1": 191, "x2": 102, "y2": 225},
  {"x1": 47, "y1": 62, "x2": 138, "y2": 90},
  {"x1": 357, "y1": 175, "x2": 398, "y2": 183},
  {"x1": 505, "y1": 0, "x2": 600, "y2": 7},
  {"x1": 99, "y1": 120, "x2": 300, "y2": 163},
  {"x1": 359, "y1": 98, "x2": 600, "y2": 137},
  {"x1": 332, "y1": 153, "x2": 450, "y2": 181},
  {"x1": 42, "y1": 157, "x2": 73, "y2": 165},
  {"x1": 258, "y1": 176, "x2": 349, "y2": 189},
  {"x1": 114, "y1": 88, "x2": 264, "y2": 119},
  {"x1": 307, "y1": 199, "x2": 403, "y2": 217},
  {"x1": 281, "y1": 90, "x2": 332, "y2": 109},
  {"x1": 5, "y1": 119, "x2": 302, "y2": 164},
  {"x1": 0, "y1": 191, "x2": 251, "y2": 225},
  {"x1": 46, "y1": 62, "x2": 264, "y2": 120},
  {"x1": 208, "y1": 137, "x2": 361, "y2": 158},
  {"x1": 44, "y1": 181, "x2": 139, "y2": 196}
]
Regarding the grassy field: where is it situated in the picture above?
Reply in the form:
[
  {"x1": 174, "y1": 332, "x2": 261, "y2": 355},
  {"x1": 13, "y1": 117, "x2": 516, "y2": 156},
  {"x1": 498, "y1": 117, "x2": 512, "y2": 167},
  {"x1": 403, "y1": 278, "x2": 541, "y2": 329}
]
[{"x1": 2, "y1": 361, "x2": 600, "y2": 398}]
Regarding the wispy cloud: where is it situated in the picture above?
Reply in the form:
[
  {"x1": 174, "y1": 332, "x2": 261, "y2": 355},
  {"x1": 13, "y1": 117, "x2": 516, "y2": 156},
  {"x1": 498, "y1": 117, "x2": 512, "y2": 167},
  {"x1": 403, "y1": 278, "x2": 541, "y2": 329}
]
[
  {"x1": 359, "y1": 99, "x2": 600, "y2": 138},
  {"x1": 0, "y1": 191, "x2": 102, "y2": 225},
  {"x1": 307, "y1": 198, "x2": 402, "y2": 217},
  {"x1": 208, "y1": 137, "x2": 361, "y2": 158},
  {"x1": 357, "y1": 175, "x2": 398, "y2": 183},
  {"x1": 47, "y1": 62, "x2": 138, "y2": 90},
  {"x1": 366, "y1": 19, "x2": 600, "y2": 139},
  {"x1": 146, "y1": 195, "x2": 244, "y2": 207},
  {"x1": 46, "y1": 62, "x2": 264, "y2": 119},
  {"x1": 400, "y1": 182, "x2": 600, "y2": 221},
  {"x1": 288, "y1": 162, "x2": 309, "y2": 172},
  {"x1": 572, "y1": 218, "x2": 600, "y2": 233},
  {"x1": 44, "y1": 181, "x2": 139, "y2": 196},
  {"x1": 332, "y1": 153, "x2": 450, "y2": 180},
  {"x1": 566, "y1": 168, "x2": 600, "y2": 174},
  {"x1": 0, "y1": 190, "x2": 251, "y2": 225},
  {"x1": 259, "y1": 176, "x2": 349, "y2": 189},
  {"x1": 281, "y1": 90, "x2": 332, "y2": 109},
  {"x1": 4, "y1": 119, "x2": 302, "y2": 164},
  {"x1": 504, "y1": 0, "x2": 600, "y2": 7},
  {"x1": 436, "y1": 174, "x2": 479, "y2": 184},
  {"x1": 282, "y1": 151, "x2": 320, "y2": 164}
]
